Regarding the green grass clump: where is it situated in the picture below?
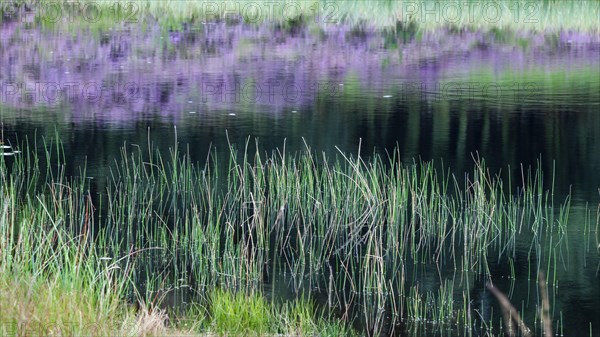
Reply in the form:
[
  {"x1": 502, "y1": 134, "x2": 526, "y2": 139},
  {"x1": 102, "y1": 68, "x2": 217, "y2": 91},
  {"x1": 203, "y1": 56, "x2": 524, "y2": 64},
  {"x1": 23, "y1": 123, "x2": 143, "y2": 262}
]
[
  {"x1": 204, "y1": 290, "x2": 357, "y2": 336},
  {"x1": 280, "y1": 296, "x2": 358, "y2": 337},
  {"x1": 209, "y1": 289, "x2": 274, "y2": 335},
  {"x1": 0, "y1": 153, "x2": 124, "y2": 335}
]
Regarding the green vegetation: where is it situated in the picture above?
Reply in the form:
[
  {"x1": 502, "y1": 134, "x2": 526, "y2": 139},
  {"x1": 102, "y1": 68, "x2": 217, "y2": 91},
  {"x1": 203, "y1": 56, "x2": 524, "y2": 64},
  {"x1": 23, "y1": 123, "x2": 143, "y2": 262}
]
[
  {"x1": 0, "y1": 137, "x2": 355, "y2": 336},
  {"x1": 2, "y1": 0, "x2": 599, "y2": 33},
  {"x1": 207, "y1": 290, "x2": 357, "y2": 336},
  {"x1": 1, "y1": 134, "x2": 597, "y2": 335}
]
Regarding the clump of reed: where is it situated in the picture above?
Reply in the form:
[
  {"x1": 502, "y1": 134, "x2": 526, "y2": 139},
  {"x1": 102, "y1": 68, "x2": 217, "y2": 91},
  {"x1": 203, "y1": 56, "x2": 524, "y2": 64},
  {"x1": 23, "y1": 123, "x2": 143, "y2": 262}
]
[
  {"x1": 0, "y1": 140, "x2": 132, "y2": 336},
  {"x1": 0, "y1": 136, "x2": 357, "y2": 336},
  {"x1": 204, "y1": 289, "x2": 357, "y2": 336},
  {"x1": 1, "y1": 133, "x2": 589, "y2": 336}
]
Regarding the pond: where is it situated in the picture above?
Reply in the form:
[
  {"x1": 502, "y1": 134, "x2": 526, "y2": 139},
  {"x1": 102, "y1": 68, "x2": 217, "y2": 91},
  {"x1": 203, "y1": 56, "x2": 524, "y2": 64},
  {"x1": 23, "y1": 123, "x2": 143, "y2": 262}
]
[{"x1": 1, "y1": 12, "x2": 599, "y2": 337}]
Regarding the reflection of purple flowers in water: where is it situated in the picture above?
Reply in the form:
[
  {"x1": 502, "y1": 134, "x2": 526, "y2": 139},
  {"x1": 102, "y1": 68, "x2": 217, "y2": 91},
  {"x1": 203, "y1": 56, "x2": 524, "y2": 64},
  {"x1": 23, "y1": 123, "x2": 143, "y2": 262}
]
[{"x1": 1, "y1": 21, "x2": 598, "y2": 125}]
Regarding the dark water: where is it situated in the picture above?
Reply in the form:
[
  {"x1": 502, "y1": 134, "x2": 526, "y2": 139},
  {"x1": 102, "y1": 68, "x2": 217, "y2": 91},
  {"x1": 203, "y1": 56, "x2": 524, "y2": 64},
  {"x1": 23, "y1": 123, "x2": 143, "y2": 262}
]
[{"x1": 1, "y1": 20, "x2": 600, "y2": 335}]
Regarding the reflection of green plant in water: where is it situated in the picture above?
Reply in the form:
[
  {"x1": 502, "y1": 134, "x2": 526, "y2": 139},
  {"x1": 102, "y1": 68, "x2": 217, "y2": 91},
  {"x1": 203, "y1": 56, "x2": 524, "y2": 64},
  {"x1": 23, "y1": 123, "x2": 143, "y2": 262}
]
[
  {"x1": 396, "y1": 20, "x2": 419, "y2": 44},
  {"x1": 405, "y1": 280, "x2": 456, "y2": 326},
  {"x1": 597, "y1": 193, "x2": 600, "y2": 254},
  {"x1": 487, "y1": 272, "x2": 554, "y2": 337},
  {"x1": 274, "y1": 13, "x2": 306, "y2": 35},
  {"x1": 348, "y1": 19, "x2": 368, "y2": 38}
]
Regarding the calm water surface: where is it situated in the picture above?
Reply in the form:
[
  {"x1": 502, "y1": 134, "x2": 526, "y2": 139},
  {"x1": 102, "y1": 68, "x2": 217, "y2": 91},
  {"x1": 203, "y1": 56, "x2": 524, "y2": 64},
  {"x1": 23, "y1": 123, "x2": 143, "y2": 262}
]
[{"x1": 1, "y1": 20, "x2": 599, "y2": 336}]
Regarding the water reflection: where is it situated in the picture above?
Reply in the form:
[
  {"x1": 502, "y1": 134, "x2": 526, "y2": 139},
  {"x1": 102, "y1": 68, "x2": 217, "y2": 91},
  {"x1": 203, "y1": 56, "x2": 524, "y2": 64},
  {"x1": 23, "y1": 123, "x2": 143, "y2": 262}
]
[
  {"x1": 1, "y1": 22, "x2": 599, "y2": 199},
  {"x1": 1, "y1": 19, "x2": 600, "y2": 336}
]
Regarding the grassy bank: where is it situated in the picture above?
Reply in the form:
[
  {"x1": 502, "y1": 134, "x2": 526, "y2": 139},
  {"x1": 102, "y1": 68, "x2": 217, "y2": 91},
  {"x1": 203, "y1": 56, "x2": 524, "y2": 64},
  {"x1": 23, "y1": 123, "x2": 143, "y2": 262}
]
[
  {"x1": 2, "y1": 0, "x2": 599, "y2": 33},
  {"x1": 1, "y1": 134, "x2": 596, "y2": 336}
]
